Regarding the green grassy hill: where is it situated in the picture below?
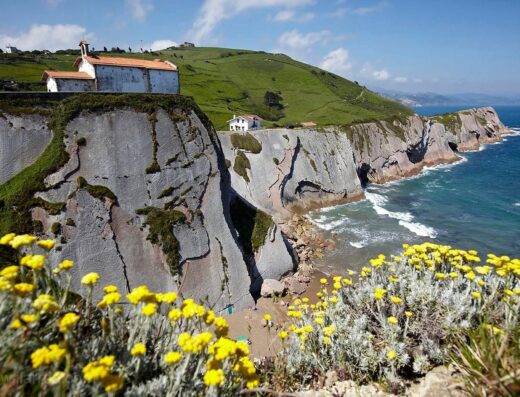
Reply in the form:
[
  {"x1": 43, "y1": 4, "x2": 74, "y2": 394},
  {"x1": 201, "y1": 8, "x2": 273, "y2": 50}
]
[{"x1": 0, "y1": 47, "x2": 412, "y2": 129}]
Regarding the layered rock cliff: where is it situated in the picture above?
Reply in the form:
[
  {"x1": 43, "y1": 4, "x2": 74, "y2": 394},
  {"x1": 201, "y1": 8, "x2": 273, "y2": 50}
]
[
  {"x1": 0, "y1": 93, "x2": 292, "y2": 311},
  {"x1": 220, "y1": 107, "x2": 510, "y2": 216}
]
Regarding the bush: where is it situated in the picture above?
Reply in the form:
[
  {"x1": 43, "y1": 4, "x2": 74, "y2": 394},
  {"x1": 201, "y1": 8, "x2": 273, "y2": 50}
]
[
  {"x1": 233, "y1": 151, "x2": 251, "y2": 183},
  {"x1": 230, "y1": 133, "x2": 262, "y2": 154},
  {"x1": 267, "y1": 243, "x2": 520, "y2": 390},
  {"x1": 0, "y1": 233, "x2": 259, "y2": 396}
]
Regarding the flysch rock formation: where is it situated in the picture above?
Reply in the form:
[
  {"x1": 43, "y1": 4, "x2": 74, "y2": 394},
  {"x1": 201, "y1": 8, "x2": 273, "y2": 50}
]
[
  {"x1": 221, "y1": 107, "x2": 510, "y2": 215},
  {"x1": 0, "y1": 94, "x2": 293, "y2": 312},
  {"x1": 219, "y1": 130, "x2": 364, "y2": 218},
  {"x1": 0, "y1": 114, "x2": 52, "y2": 184}
]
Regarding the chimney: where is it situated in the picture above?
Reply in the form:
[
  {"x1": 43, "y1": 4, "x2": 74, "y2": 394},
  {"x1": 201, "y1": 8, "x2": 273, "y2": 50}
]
[{"x1": 79, "y1": 40, "x2": 89, "y2": 57}]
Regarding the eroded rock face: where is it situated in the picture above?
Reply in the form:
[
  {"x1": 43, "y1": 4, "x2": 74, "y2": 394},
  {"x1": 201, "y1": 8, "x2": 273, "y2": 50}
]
[
  {"x1": 219, "y1": 129, "x2": 364, "y2": 218},
  {"x1": 221, "y1": 108, "x2": 510, "y2": 211},
  {"x1": 23, "y1": 106, "x2": 256, "y2": 311},
  {"x1": 0, "y1": 114, "x2": 52, "y2": 184}
]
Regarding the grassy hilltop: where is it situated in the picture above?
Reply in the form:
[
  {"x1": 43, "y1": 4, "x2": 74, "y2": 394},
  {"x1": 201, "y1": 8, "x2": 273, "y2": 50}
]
[{"x1": 0, "y1": 47, "x2": 412, "y2": 129}]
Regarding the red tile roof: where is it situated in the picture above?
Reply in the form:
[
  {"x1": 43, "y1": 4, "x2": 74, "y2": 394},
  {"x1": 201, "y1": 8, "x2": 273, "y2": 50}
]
[
  {"x1": 41, "y1": 71, "x2": 94, "y2": 81},
  {"x1": 73, "y1": 56, "x2": 177, "y2": 71}
]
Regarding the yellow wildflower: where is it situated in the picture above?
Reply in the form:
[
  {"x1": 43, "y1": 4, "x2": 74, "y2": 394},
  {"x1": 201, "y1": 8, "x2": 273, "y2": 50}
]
[
  {"x1": 37, "y1": 239, "x2": 55, "y2": 250},
  {"x1": 141, "y1": 303, "x2": 158, "y2": 317},
  {"x1": 203, "y1": 310, "x2": 216, "y2": 325},
  {"x1": 33, "y1": 294, "x2": 59, "y2": 312},
  {"x1": 263, "y1": 314, "x2": 271, "y2": 322},
  {"x1": 21, "y1": 255, "x2": 45, "y2": 270},
  {"x1": 323, "y1": 336, "x2": 331, "y2": 345},
  {"x1": 58, "y1": 312, "x2": 80, "y2": 333},
  {"x1": 9, "y1": 234, "x2": 37, "y2": 249},
  {"x1": 471, "y1": 291, "x2": 481, "y2": 299},
  {"x1": 168, "y1": 308, "x2": 182, "y2": 322},
  {"x1": 388, "y1": 275, "x2": 398, "y2": 283},
  {"x1": 13, "y1": 282, "x2": 34, "y2": 296},
  {"x1": 435, "y1": 273, "x2": 446, "y2": 280},
  {"x1": 97, "y1": 292, "x2": 122, "y2": 308},
  {"x1": 48, "y1": 371, "x2": 66, "y2": 386},
  {"x1": 104, "y1": 285, "x2": 118, "y2": 293},
  {"x1": 164, "y1": 351, "x2": 182, "y2": 365},
  {"x1": 387, "y1": 316, "x2": 398, "y2": 325},
  {"x1": 83, "y1": 356, "x2": 115, "y2": 382},
  {"x1": 10, "y1": 318, "x2": 25, "y2": 329},
  {"x1": 102, "y1": 374, "x2": 124, "y2": 392},
  {"x1": 278, "y1": 331, "x2": 288, "y2": 340},
  {"x1": 204, "y1": 369, "x2": 224, "y2": 386},
  {"x1": 0, "y1": 265, "x2": 18, "y2": 280},
  {"x1": 81, "y1": 272, "x2": 100, "y2": 286},
  {"x1": 333, "y1": 282, "x2": 341, "y2": 290},
  {"x1": 387, "y1": 350, "x2": 397, "y2": 360},
  {"x1": 31, "y1": 344, "x2": 66, "y2": 368},
  {"x1": 214, "y1": 317, "x2": 229, "y2": 337},
  {"x1": 373, "y1": 288, "x2": 387, "y2": 300},
  {"x1": 342, "y1": 278, "x2": 353, "y2": 286},
  {"x1": 126, "y1": 285, "x2": 156, "y2": 304},
  {"x1": 156, "y1": 291, "x2": 177, "y2": 304},
  {"x1": 405, "y1": 311, "x2": 413, "y2": 318},
  {"x1": 0, "y1": 233, "x2": 16, "y2": 245},
  {"x1": 449, "y1": 272, "x2": 459, "y2": 279},
  {"x1": 58, "y1": 260, "x2": 74, "y2": 271},
  {"x1": 465, "y1": 271, "x2": 476, "y2": 281},
  {"x1": 131, "y1": 343, "x2": 146, "y2": 356},
  {"x1": 390, "y1": 296, "x2": 402, "y2": 304},
  {"x1": 21, "y1": 313, "x2": 37, "y2": 324},
  {"x1": 320, "y1": 278, "x2": 328, "y2": 285}
]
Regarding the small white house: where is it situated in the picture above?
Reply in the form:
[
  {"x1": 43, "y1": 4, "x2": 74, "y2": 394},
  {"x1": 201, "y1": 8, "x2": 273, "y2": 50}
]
[
  {"x1": 42, "y1": 40, "x2": 180, "y2": 93},
  {"x1": 5, "y1": 45, "x2": 20, "y2": 54},
  {"x1": 228, "y1": 115, "x2": 262, "y2": 131}
]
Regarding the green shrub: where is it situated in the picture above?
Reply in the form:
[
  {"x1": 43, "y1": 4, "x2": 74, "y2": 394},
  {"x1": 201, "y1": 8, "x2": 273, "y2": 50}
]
[
  {"x1": 50, "y1": 222, "x2": 61, "y2": 236},
  {"x1": 233, "y1": 151, "x2": 251, "y2": 183},
  {"x1": 230, "y1": 133, "x2": 262, "y2": 154}
]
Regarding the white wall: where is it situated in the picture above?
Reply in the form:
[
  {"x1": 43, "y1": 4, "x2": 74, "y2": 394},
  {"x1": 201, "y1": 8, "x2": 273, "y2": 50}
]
[
  {"x1": 95, "y1": 65, "x2": 148, "y2": 92},
  {"x1": 47, "y1": 78, "x2": 58, "y2": 92},
  {"x1": 229, "y1": 119, "x2": 249, "y2": 131},
  {"x1": 149, "y1": 69, "x2": 179, "y2": 94},
  {"x1": 78, "y1": 60, "x2": 96, "y2": 78}
]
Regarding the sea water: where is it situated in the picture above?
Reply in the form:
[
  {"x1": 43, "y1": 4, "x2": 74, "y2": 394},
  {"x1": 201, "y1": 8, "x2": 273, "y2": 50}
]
[{"x1": 309, "y1": 106, "x2": 520, "y2": 274}]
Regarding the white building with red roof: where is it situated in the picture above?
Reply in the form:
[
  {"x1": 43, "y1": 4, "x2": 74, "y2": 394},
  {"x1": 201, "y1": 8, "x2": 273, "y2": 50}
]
[
  {"x1": 228, "y1": 114, "x2": 262, "y2": 131},
  {"x1": 42, "y1": 41, "x2": 179, "y2": 93}
]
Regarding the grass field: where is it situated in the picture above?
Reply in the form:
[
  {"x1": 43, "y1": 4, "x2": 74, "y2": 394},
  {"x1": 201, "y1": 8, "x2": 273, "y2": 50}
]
[{"x1": 0, "y1": 47, "x2": 412, "y2": 129}]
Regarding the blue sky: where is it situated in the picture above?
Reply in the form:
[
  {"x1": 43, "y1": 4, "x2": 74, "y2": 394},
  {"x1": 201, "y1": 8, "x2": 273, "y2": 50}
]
[{"x1": 1, "y1": 0, "x2": 519, "y2": 95}]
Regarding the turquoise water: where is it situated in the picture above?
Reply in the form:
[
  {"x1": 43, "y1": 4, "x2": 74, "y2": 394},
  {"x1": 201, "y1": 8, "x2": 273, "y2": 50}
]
[{"x1": 310, "y1": 106, "x2": 520, "y2": 274}]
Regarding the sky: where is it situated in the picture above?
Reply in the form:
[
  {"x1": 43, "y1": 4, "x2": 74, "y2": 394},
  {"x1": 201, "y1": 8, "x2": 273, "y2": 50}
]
[{"x1": 1, "y1": 0, "x2": 519, "y2": 95}]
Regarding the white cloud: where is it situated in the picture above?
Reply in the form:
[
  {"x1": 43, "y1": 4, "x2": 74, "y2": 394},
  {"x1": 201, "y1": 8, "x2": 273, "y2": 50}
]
[
  {"x1": 413, "y1": 78, "x2": 423, "y2": 84},
  {"x1": 394, "y1": 76, "x2": 408, "y2": 83},
  {"x1": 125, "y1": 0, "x2": 154, "y2": 22},
  {"x1": 0, "y1": 24, "x2": 93, "y2": 52},
  {"x1": 353, "y1": 1, "x2": 388, "y2": 15},
  {"x1": 277, "y1": 29, "x2": 333, "y2": 49},
  {"x1": 320, "y1": 48, "x2": 352, "y2": 75},
  {"x1": 150, "y1": 39, "x2": 178, "y2": 51},
  {"x1": 373, "y1": 68, "x2": 390, "y2": 81},
  {"x1": 187, "y1": 0, "x2": 314, "y2": 44},
  {"x1": 273, "y1": 10, "x2": 314, "y2": 22}
]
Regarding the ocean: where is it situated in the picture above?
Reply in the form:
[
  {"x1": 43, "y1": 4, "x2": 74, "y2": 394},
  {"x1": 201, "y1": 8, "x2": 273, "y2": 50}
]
[{"x1": 310, "y1": 105, "x2": 520, "y2": 274}]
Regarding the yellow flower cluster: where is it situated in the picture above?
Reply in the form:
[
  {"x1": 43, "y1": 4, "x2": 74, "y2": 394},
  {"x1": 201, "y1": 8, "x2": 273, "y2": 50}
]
[
  {"x1": 83, "y1": 355, "x2": 124, "y2": 392},
  {"x1": 31, "y1": 344, "x2": 67, "y2": 368}
]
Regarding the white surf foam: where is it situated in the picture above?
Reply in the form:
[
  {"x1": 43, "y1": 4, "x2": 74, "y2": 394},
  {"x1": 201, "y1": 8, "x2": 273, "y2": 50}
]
[
  {"x1": 349, "y1": 241, "x2": 365, "y2": 248},
  {"x1": 399, "y1": 220, "x2": 438, "y2": 238},
  {"x1": 514, "y1": 202, "x2": 520, "y2": 207},
  {"x1": 365, "y1": 192, "x2": 414, "y2": 222}
]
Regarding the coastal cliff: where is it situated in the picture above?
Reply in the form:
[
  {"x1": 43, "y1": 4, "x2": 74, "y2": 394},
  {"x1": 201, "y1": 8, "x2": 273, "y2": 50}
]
[
  {"x1": 220, "y1": 107, "x2": 510, "y2": 216},
  {"x1": 0, "y1": 93, "x2": 292, "y2": 311}
]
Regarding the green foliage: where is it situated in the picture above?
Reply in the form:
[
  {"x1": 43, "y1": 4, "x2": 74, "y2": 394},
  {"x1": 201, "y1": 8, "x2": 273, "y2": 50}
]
[
  {"x1": 230, "y1": 198, "x2": 273, "y2": 254},
  {"x1": 50, "y1": 222, "x2": 61, "y2": 235},
  {"x1": 137, "y1": 206, "x2": 185, "y2": 276},
  {"x1": 233, "y1": 151, "x2": 251, "y2": 183},
  {"x1": 0, "y1": 48, "x2": 412, "y2": 129},
  {"x1": 76, "y1": 176, "x2": 118, "y2": 203},
  {"x1": 433, "y1": 113, "x2": 462, "y2": 132},
  {"x1": 273, "y1": 157, "x2": 280, "y2": 165},
  {"x1": 230, "y1": 133, "x2": 262, "y2": 153},
  {"x1": 452, "y1": 323, "x2": 520, "y2": 397},
  {"x1": 476, "y1": 115, "x2": 488, "y2": 127},
  {"x1": 158, "y1": 187, "x2": 174, "y2": 199},
  {"x1": 65, "y1": 218, "x2": 75, "y2": 227},
  {"x1": 145, "y1": 160, "x2": 161, "y2": 174}
]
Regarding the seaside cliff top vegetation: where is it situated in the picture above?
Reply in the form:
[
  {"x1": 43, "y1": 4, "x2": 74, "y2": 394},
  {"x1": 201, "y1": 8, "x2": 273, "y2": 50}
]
[
  {"x1": 1, "y1": 234, "x2": 518, "y2": 395},
  {"x1": 0, "y1": 47, "x2": 412, "y2": 129}
]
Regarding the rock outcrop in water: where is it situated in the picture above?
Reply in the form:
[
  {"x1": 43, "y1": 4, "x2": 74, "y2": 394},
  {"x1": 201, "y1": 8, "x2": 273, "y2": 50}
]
[{"x1": 220, "y1": 107, "x2": 510, "y2": 214}]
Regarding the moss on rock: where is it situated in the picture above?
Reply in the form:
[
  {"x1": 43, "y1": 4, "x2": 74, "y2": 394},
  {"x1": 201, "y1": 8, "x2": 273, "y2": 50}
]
[{"x1": 230, "y1": 133, "x2": 262, "y2": 153}]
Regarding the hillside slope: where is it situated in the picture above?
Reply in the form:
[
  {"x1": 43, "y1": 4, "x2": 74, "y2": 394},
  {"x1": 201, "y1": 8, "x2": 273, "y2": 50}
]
[{"x1": 0, "y1": 47, "x2": 412, "y2": 129}]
